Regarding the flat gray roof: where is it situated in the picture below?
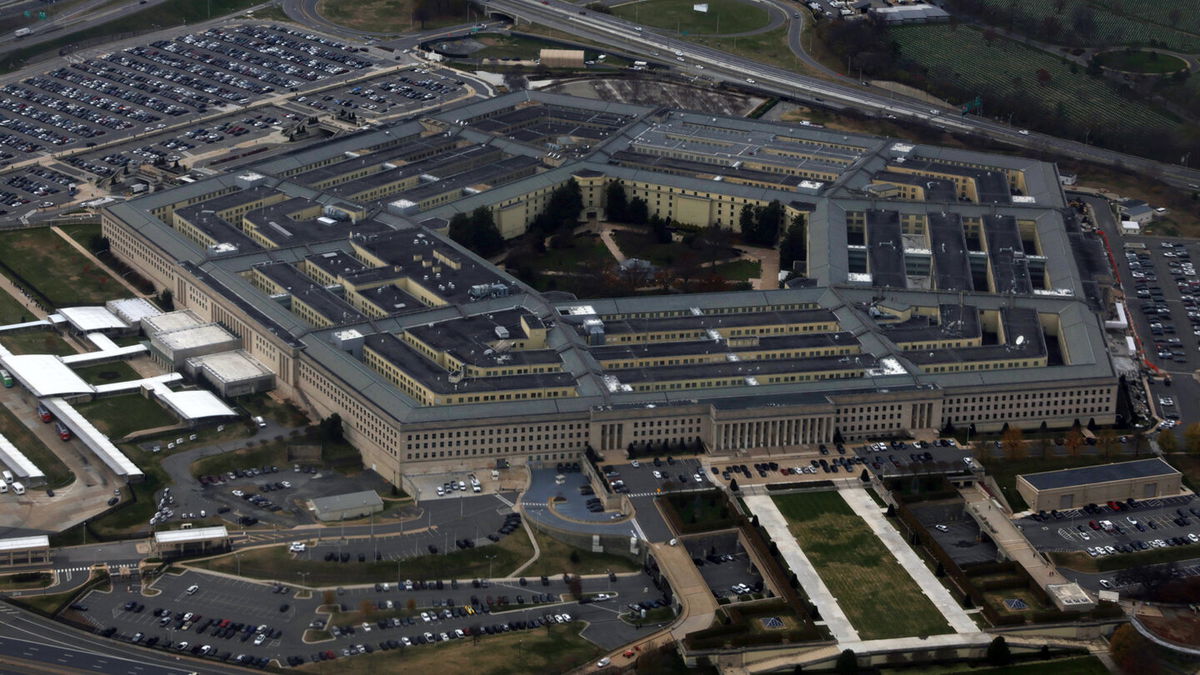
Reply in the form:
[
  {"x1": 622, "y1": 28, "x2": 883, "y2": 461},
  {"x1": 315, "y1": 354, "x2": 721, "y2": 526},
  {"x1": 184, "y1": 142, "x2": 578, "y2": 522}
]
[{"x1": 1020, "y1": 458, "x2": 1180, "y2": 491}]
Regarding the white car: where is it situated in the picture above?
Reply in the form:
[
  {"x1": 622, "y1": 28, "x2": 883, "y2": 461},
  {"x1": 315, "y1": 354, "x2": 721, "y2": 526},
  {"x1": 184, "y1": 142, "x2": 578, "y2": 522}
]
[
  {"x1": 631, "y1": 460, "x2": 640, "y2": 468},
  {"x1": 561, "y1": 613, "x2": 572, "y2": 622},
  {"x1": 652, "y1": 470, "x2": 663, "y2": 479},
  {"x1": 1098, "y1": 579, "x2": 1113, "y2": 589},
  {"x1": 597, "y1": 657, "x2": 612, "y2": 667},
  {"x1": 934, "y1": 524, "x2": 949, "y2": 532},
  {"x1": 420, "y1": 611, "x2": 431, "y2": 622},
  {"x1": 455, "y1": 629, "x2": 465, "y2": 639},
  {"x1": 253, "y1": 633, "x2": 266, "y2": 645},
  {"x1": 186, "y1": 584, "x2": 199, "y2": 595},
  {"x1": 693, "y1": 473, "x2": 704, "y2": 483},
  {"x1": 289, "y1": 541, "x2": 306, "y2": 553}
]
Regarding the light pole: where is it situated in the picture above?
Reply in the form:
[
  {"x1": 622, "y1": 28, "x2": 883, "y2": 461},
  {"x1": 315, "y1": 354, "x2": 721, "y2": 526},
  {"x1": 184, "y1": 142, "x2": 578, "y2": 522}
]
[{"x1": 486, "y1": 553, "x2": 496, "y2": 580}]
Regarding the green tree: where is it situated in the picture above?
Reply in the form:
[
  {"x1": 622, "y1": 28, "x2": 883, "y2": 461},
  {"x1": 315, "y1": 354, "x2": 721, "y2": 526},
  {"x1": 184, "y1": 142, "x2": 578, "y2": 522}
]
[
  {"x1": 627, "y1": 197, "x2": 649, "y2": 225},
  {"x1": 780, "y1": 213, "x2": 807, "y2": 275},
  {"x1": 739, "y1": 204, "x2": 758, "y2": 240},
  {"x1": 604, "y1": 181, "x2": 628, "y2": 222},
  {"x1": 318, "y1": 414, "x2": 343, "y2": 442},
  {"x1": 753, "y1": 200, "x2": 784, "y2": 246},
  {"x1": 468, "y1": 207, "x2": 505, "y2": 257},
  {"x1": 835, "y1": 649, "x2": 858, "y2": 674},
  {"x1": 986, "y1": 636, "x2": 1011, "y2": 666}
]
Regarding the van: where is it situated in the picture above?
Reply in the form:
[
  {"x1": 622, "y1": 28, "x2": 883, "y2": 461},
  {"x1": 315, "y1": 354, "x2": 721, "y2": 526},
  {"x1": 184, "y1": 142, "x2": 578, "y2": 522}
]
[
  {"x1": 11, "y1": 482, "x2": 24, "y2": 495},
  {"x1": 0, "y1": 483, "x2": 7, "y2": 494},
  {"x1": 2, "y1": 470, "x2": 11, "y2": 484},
  {"x1": 253, "y1": 416, "x2": 267, "y2": 428}
]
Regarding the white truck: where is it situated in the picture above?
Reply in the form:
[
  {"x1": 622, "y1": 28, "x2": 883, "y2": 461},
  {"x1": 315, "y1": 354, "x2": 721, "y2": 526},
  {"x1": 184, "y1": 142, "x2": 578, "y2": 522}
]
[{"x1": 14, "y1": 28, "x2": 31, "y2": 38}]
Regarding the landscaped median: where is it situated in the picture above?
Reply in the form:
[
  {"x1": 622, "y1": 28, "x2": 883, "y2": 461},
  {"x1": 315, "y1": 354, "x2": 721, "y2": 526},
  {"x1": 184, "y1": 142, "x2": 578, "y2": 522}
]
[
  {"x1": 188, "y1": 529, "x2": 535, "y2": 586},
  {"x1": 771, "y1": 491, "x2": 951, "y2": 639}
]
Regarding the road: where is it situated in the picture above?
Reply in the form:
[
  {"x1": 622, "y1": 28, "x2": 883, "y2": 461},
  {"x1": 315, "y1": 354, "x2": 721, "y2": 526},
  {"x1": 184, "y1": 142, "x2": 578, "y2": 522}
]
[
  {"x1": 475, "y1": 0, "x2": 1200, "y2": 190},
  {"x1": 0, "y1": 600, "x2": 247, "y2": 674}
]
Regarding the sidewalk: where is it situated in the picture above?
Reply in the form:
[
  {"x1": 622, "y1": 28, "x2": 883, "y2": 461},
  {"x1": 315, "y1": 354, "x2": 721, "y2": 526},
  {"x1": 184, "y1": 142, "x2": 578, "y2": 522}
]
[
  {"x1": 742, "y1": 493, "x2": 860, "y2": 642},
  {"x1": 838, "y1": 486, "x2": 977, "y2": 634}
]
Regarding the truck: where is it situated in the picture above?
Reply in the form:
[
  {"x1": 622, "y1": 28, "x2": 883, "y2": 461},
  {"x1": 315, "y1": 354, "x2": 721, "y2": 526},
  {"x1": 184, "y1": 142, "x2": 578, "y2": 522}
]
[
  {"x1": 14, "y1": 28, "x2": 31, "y2": 38},
  {"x1": 55, "y1": 421, "x2": 71, "y2": 441},
  {"x1": 0, "y1": 369, "x2": 11, "y2": 388},
  {"x1": 36, "y1": 402, "x2": 51, "y2": 423}
]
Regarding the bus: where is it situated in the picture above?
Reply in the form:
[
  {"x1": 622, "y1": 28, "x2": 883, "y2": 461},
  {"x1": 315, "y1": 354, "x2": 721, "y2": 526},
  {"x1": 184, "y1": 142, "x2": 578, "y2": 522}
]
[
  {"x1": 54, "y1": 421, "x2": 71, "y2": 441},
  {"x1": 35, "y1": 402, "x2": 51, "y2": 423},
  {"x1": 0, "y1": 369, "x2": 12, "y2": 388}
]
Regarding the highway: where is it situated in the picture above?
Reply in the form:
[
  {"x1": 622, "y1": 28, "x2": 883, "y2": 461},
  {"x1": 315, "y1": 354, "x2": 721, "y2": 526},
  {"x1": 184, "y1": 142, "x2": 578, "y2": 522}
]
[{"x1": 480, "y1": 0, "x2": 1200, "y2": 190}]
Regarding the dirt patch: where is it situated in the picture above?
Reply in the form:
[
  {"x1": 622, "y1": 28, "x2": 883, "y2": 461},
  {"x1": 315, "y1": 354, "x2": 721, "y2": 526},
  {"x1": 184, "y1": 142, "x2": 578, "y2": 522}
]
[{"x1": 1140, "y1": 610, "x2": 1200, "y2": 647}]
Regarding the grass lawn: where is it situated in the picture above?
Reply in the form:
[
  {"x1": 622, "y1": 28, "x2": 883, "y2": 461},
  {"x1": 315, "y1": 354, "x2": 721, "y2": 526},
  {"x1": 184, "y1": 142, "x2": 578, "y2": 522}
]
[
  {"x1": 72, "y1": 394, "x2": 177, "y2": 440},
  {"x1": 235, "y1": 392, "x2": 310, "y2": 427},
  {"x1": 296, "y1": 622, "x2": 601, "y2": 674},
  {"x1": 1095, "y1": 50, "x2": 1188, "y2": 74},
  {"x1": 612, "y1": 0, "x2": 769, "y2": 35},
  {"x1": 528, "y1": 235, "x2": 613, "y2": 273},
  {"x1": 0, "y1": 401, "x2": 72, "y2": 488},
  {"x1": 611, "y1": 229, "x2": 737, "y2": 268},
  {"x1": 190, "y1": 439, "x2": 294, "y2": 478},
  {"x1": 318, "y1": 0, "x2": 472, "y2": 33},
  {"x1": 772, "y1": 491, "x2": 951, "y2": 639},
  {"x1": 10, "y1": 588, "x2": 78, "y2": 616},
  {"x1": 84, "y1": 442, "x2": 172, "y2": 538},
  {"x1": 0, "y1": 0, "x2": 264, "y2": 73},
  {"x1": 192, "y1": 528, "x2": 534, "y2": 585},
  {"x1": 0, "y1": 330, "x2": 77, "y2": 356},
  {"x1": 70, "y1": 361, "x2": 142, "y2": 386},
  {"x1": 0, "y1": 572, "x2": 52, "y2": 590},
  {"x1": 58, "y1": 223, "x2": 102, "y2": 250},
  {"x1": 0, "y1": 287, "x2": 32, "y2": 325},
  {"x1": 0, "y1": 228, "x2": 119, "y2": 307},
  {"x1": 712, "y1": 259, "x2": 760, "y2": 281},
  {"x1": 976, "y1": 453, "x2": 1115, "y2": 512},
  {"x1": 685, "y1": 28, "x2": 809, "y2": 74},
  {"x1": 520, "y1": 527, "x2": 640, "y2": 577}
]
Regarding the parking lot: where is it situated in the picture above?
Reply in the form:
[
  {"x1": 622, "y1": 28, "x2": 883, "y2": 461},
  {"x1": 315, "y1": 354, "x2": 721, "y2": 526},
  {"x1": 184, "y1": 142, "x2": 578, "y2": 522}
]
[
  {"x1": 291, "y1": 68, "x2": 467, "y2": 118},
  {"x1": 75, "y1": 564, "x2": 660, "y2": 668},
  {"x1": 910, "y1": 501, "x2": 998, "y2": 566},
  {"x1": 1102, "y1": 232, "x2": 1200, "y2": 427},
  {"x1": 681, "y1": 533, "x2": 763, "y2": 601},
  {"x1": 1019, "y1": 493, "x2": 1200, "y2": 558},
  {"x1": 0, "y1": 24, "x2": 379, "y2": 167}
]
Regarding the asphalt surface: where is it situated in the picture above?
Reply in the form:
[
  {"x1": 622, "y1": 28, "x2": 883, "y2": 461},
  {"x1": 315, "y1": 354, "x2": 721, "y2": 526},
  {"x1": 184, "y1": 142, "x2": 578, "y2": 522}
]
[
  {"x1": 1019, "y1": 493, "x2": 1200, "y2": 554},
  {"x1": 73, "y1": 564, "x2": 665, "y2": 667}
]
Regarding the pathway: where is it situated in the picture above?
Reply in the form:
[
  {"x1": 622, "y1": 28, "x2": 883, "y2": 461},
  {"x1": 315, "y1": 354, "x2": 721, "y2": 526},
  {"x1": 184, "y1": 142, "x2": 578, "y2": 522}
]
[
  {"x1": 0, "y1": 269, "x2": 49, "y2": 320},
  {"x1": 960, "y1": 484, "x2": 1071, "y2": 586},
  {"x1": 741, "y1": 493, "x2": 860, "y2": 642},
  {"x1": 838, "y1": 486, "x2": 977, "y2": 634}
]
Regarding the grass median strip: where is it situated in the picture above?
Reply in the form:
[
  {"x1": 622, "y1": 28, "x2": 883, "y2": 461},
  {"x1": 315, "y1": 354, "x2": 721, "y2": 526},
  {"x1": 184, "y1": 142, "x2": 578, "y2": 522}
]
[
  {"x1": 191, "y1": 528, "x2": 535, "y2": 585},
  {"x1": 519, "y1": 527, "x2": 640, "y2": 577},
  {"x1": 0, "y1": 400, "x2": 72, "y2": 488},
  {"x1": 772, "y1": 491, "x2": 951, "y2": 639}
]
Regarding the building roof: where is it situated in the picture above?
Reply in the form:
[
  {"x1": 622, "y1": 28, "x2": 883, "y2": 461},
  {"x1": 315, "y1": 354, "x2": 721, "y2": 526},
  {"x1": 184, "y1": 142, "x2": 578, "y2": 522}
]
[
  {"x1": 1020, "y1": 458, "x2": 1180, "y2": 491},
  {"x1": 0, "y1": 535, "x2": 49, "y2": 552},
  {"x1": 106, "y1": 298, "x2": 162, "y2": 325},
  {"x1": 186, "y1": 350, "x2": 274, "y2": 384},
  {"x1": 310, "y1": 490, "x2": 384, "y2": 514},
  {"x1": 0, "y1": 433, "x2": 44, "y2": 480},
  {"x1": 152, "y1": 384, "x2": 237, "y2": 420},
  {"x1": 58, "y1": 306, "x2": 128, "y2": 332},
  {"x1": 0, "y1": 354, "x2": 93, "y2": 397},
  {"x1": 153, "y1": 526, "x2": 229, "y2": 544}
]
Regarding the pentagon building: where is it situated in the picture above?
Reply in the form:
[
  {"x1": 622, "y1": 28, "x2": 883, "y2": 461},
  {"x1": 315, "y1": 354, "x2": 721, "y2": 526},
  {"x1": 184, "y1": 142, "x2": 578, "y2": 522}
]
[{"x1": 102, "y1": 91, "x2": 1117, "y2": 485}]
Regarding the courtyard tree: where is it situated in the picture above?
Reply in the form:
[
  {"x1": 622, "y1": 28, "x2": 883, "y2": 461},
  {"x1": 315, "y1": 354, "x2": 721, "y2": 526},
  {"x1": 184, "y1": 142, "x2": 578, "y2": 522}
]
[
  {"x1": 604, "y1": 181, "x2": 628, "y2": 222},
  {"x1": 1064, "y1": 428, "x2": 1085, "y2": 458},
  {"x1": 1001, "y1": 426, "x2": 1025, "y2": 460},
  {"x1": 1184, "y1": 423, "x2": 1200, "y2": 455}
]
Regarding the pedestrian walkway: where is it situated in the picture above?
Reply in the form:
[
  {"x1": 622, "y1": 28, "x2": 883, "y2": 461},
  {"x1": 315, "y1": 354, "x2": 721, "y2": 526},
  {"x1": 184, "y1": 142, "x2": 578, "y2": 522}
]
[
  {"x1": 742, "y1": 494, "x2": 860, "y2": 643},
  {"x1": 838, "y1": 487, "x2": 978, "y2": 634}
]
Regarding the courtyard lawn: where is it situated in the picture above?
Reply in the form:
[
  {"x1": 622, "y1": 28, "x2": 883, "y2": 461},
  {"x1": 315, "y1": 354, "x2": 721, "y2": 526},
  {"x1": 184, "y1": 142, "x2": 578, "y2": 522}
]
[
  {"x1": 72, "y1": 394, "x2": 177, "y2": 440},
  {"x1": 0, "y1": 228, "x2": 120, "y2": 307},
  {"x1": 191, "y1": 527, "x2": 534, "y2": 584},
  {"x1": 0, "y1": 330, "x2": 76, "y2": 356},
  {"x1": 529, "y1": 234, "x2": 614, "y2": 273},
  {"x1": 295, "y1": 622, "x2": 602, "y2": 674},
  {"x1": 772, "y1": 491, "x2": 951, "y2": 639},
  {"x1": 712, "y1": 259, "x2": 760, "y2": 281},
  {"x1": 612, "y1": 0, "x2": 770, "y2": 35},
  {"x1": 70, "y1": 361, "x2": 142, "y2": 386},
  {"x1": 519, "y1": 527, "x2": 641, "y2": 577}
]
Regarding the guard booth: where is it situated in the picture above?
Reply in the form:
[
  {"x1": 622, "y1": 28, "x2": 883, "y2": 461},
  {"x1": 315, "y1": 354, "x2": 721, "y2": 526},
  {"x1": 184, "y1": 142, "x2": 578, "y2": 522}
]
[{"x1": 152, "y1": 526, "x2": 231, "y2": 560}]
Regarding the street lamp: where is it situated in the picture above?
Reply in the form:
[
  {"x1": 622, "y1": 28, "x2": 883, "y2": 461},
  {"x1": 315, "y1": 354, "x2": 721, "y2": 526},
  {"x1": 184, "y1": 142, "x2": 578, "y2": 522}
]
[{"x1": 485, "y1": 553, "x2": 496, "y2": 581}]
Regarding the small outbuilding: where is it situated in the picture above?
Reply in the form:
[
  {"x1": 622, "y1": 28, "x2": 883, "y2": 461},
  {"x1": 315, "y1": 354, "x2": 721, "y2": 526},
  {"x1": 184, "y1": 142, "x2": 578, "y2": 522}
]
[
  {"x1": 309, "y1": 491, "x2": 384, "y2": 522},
  {"x1": 1016, "y1": 458, "x2": 1184, "y2": 512},
  {"x1": 0, "y1": 535, "x2": 50, "y2": 567},
  {"x1": 539, "y1": 49, "x2": 585, "y2": 68}
]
